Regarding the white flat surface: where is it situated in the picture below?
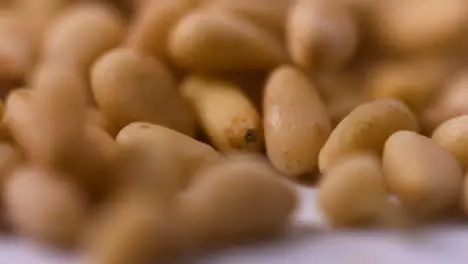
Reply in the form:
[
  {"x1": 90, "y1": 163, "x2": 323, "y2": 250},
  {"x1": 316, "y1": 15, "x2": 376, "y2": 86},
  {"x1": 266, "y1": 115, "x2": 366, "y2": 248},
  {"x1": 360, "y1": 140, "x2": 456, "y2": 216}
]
[{"x1": 1, "y1": 186, "x2": 468, "y2": 264}]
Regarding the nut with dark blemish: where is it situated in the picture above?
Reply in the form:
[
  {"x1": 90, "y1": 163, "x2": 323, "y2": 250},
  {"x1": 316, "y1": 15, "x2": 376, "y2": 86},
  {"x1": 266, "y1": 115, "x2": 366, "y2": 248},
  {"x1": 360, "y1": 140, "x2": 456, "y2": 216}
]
[{"x1": 244, "y1": 128, "x2": 258, "y2": 144}]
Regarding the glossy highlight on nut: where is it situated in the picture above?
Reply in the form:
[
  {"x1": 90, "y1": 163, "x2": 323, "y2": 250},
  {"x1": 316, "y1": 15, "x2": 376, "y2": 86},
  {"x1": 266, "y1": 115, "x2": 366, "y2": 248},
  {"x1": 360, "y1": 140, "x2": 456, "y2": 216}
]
[{"x1": 264, "y1": 65, "x2": 331, "y2": 178}]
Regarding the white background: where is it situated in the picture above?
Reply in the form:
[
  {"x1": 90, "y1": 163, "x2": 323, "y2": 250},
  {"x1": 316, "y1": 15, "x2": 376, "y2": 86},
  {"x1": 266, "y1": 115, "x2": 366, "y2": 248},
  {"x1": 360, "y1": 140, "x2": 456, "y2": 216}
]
[{"x1": 1, "y1": 186, "x2": 467, "y2": 264}]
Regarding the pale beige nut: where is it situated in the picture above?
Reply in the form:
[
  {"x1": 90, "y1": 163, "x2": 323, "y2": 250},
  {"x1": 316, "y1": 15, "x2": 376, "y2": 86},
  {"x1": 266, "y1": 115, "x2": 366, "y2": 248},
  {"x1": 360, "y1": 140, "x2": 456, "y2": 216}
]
[
  {"x1": 318, "y1": 153, "x2": 389, "y2": 227},
  {"x1": 91, "y1": 48, "x2": 195, "y2": 136},
  {"x1": 383, "y1": 131, "x2": 463, "y2": 220},
  {"x1": 3, "y1": 165, "x2": 88, "y2": 247},
  {"x1": 368, "y1": 60, "x2": 447, "y2": 113},
  {"x1": 42, "y1": 2, "x2": 126, "y2": 76},
  {"x1": 125, "y1": 0, "x2": 196, "y2": 63},
  {"x1": 432, "y1": 115, "x2": 468, "y2": 170},
  {"x1": 287, "y1": 0, "x2": 358, "y2": 70},
  {"x1": 319, "y1": 99, "x2": 419, "y2": 173},
  {"x1": 116, "y1": 122, "x2": 221, "y2": 193},
  {"x1": 4, "y1": 68, "x2": 88, "y2": 170},
  {"x1": 180, "y1": 154, "x2": 297, "y2": 248},
  {"x1": 15, "y1": 0, "x2": 74, "y2": 44},
  {"x1": 3, "y1": 86, "x2": 116, "y2": 200},
  {"x1": 373, "y1": 0, "x2": 468, "y2": 55},
  {"x1": 264, "y1": 65, "x2": 331, "y2": 178},
  {"x1": 83, "y1": 189, "x2": 178, "y2": 264},
  {"x1": 26, "y1": 63, "x2": 88, "y2": 169},
  {"x1": 168, "y1": 9, "x2": 287, "y2": 71},
  {"x1": 181, "y1": 75, "x2": 263, "y2": 152},
  {"x1": 421, "y1": 70, "x2": 468, "y2": 134}
]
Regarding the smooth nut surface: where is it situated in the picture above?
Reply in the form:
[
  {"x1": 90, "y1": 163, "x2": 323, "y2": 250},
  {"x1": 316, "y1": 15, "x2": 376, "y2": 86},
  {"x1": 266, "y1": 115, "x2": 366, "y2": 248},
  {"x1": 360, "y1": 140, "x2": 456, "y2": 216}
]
[
  {"x1": 180, "y1": 154, "x2": 297, "y2": 247},
  {"x1": 42, "y1": 2, "x2": 125, "y2": 74},
  {"x1": 368, "y1": 60, "x2": 447, "y2": 113},
  {"x1": 4, "y1": 166, "x2": 88, "y2": 247},
  {"x1": 374, "y1": 0, "x2": 468, "y2": 55},
  {"x1": 383, "y1": 131, "x2": 463, "y2": 219},
  {"x1": 91, "y1": 48, "x2": 195, "y2": 136},
  {"x1": 116, "y1": 122, "x2": 221, "y2": 193},
  {"x1": 83, "y1": 189, "x2": 177, "y2": 264},
  {"x1": 264, "y1": 65, "x2": 331, "y2": 177},
  {"x1": 27, "y1": 63, "x2": 88, "y2": 168},
  {"x1": 169, "y1": 9, "x2": 287, "y2": 71},
  {"x1": 287, "y1": 0, "x2": 358, "y2": 70},
  {"x1": 318, "y1": 153, "x2": 388, "y2": 227},
  {"x1": 125, "y1": 0, "x2": 196, "y2": 63},
  {"x1": 421, "y1": 71, "x2": 468, "y2": 133},
  {"x1": 319, "y1": 99, "x2": 419, "y2": 173},
  {"x1": 432, "y1": 115, "x2": 468, "y2": 170}
]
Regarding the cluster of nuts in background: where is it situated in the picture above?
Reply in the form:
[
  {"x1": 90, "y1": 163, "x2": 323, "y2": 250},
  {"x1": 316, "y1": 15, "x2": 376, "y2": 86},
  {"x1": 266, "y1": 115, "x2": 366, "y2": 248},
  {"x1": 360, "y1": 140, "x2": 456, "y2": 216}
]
[{"x1": 0, "y1": 0, "x2": 466, "y2": 262}]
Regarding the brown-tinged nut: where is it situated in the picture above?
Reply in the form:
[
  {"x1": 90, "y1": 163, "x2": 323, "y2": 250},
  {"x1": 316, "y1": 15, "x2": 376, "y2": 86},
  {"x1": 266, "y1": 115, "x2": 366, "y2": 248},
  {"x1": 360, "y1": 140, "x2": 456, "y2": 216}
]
[
  {"x1": 42, "y1": 2, "x2": 126, "y2": 76},
  {"x1": 168, "y1": 9, "x2": 287, "y2": 71},
  {"x1": 3, "y1": 165, "x2": 88, "y2": 247},
  {"x1": 0, "y1": 12, "x2": 33, "y2": 92},
  {"x1": 215, "y1": 71, "x2": 268, "y2": 111},
  {"x1": 264, "y1": 65, "x2": 331, "y2": 178},
  {"x1": 383, "y1": 131, "x2": 463, "y2": 220},
  {"x1": 91, "y1": 48, "x2": 195, "y2": 136},
  {"x1": 180, "y1": 154, "x2": 297, "y2": 248},
  {"x1": 116, "y1": 122, "x2": 221, "y2": 193},
  {"x1": 73, "y1": 123, "x2": 122, "y2": 201},
  {"x1": 87, "y1": 107, "x2": 113, "y2": 136},
  {"x1": 109, "y1": 0, "x2": 150, "y2": 15},
  {"x1": 181, "y1": 75, "x2": 263, "y2": 152},
  {"x1": 432, "y1": 115, "x2": 468, "y2": 170},
  {"x1": 341, "y1": 0, "x2": 377, "y2": 13},
  {"x1": 319, "y1": 99, "x2": 419, "y2": 173},
  {"x1": 0, "y1": 0, "x2": 12, "y2": 8},
  {"x1": 0, "y1": 100, "x2": 10, "y2": 140},
  {"x1": 287, "y1": 0, "x2": 358, "y2": 70}
]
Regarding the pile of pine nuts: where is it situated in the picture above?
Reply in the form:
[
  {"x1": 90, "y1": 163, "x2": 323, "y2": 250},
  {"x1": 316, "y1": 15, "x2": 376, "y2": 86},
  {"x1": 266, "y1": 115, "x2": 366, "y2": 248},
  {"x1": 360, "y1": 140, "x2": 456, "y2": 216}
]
[{"x1": 0, "y1": 0, "x2": 467, "y2": 262}]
